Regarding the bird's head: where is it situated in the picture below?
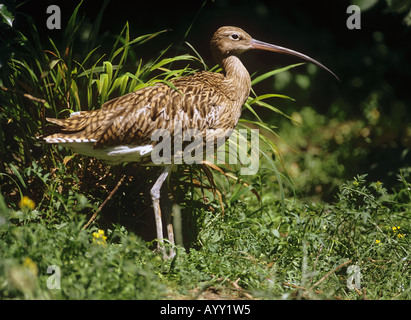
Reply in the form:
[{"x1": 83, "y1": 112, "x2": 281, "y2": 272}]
[
  {"x1": 210, "y1": 26, "x2": 339, "y2": 80},
  {"x1": 210, "y1": 26, "x2": 254, "y2": 58}
]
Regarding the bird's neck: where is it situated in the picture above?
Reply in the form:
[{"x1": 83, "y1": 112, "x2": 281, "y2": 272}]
[{"x1": 220, "y1": 55, "x2": 251, "y2": 106}]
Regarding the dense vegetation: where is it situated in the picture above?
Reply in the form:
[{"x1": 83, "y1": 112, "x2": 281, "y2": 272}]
[{"x1": 1, "y1": 0, "x2": 410, "y2": 300}]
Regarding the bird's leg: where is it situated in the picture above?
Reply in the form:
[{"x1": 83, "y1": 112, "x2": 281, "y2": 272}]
[
  {"x1": 150, "y1": 165, "x2": 173, "y2": 260},
  {"x1": 161, "y1": 175, "x2": 175, "y2": 259}
]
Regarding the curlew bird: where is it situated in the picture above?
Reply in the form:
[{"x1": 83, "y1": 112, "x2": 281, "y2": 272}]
[{"x1": 40, "y1": 26, "x2": 338, "y2": 259}]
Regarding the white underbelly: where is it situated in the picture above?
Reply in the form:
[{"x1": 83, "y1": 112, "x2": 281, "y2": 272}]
[{"x1": 63, "y1": 142, "x2": 154, "y2": 165}]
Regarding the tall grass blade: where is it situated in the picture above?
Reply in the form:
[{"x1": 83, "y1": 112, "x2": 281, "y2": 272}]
[{"x1": 251, "y1": 62, "x2": 305, "y2": 86}]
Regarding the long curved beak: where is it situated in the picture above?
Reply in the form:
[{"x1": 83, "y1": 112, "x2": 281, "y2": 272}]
[{"x1": 250, "y1": 39, "x2": 339, "y2": 81}]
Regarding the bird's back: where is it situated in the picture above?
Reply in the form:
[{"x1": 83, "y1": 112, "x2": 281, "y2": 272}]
[{"x1": 41, "y1": 71, "x2": 243, "y2": 164}]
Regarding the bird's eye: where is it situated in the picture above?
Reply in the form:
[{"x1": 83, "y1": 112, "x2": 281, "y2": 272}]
[{"x1": 230, "y1": 33, "x2": 240, "y2": 40}]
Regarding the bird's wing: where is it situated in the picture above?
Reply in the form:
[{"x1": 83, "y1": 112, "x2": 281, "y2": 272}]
[{"x1": 42, "y1": 72, "x2": 232, "y2": 148}]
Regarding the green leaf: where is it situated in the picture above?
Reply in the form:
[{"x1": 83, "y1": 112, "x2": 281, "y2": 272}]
[
  {"x1": 99, "y1": 73, "x2": 109, "y2": 103},
  {"x1": 108, "y1": 75, "x2": 129, "y2": 96},
  {"x1": 185, "y1": 41, "x2": 208, "y2": 70},
  {"x1": 251, "y1": 63, "x2": 305, "y2": 86},
  {"x1": 8, "y1": 163, "x2": 26, "y2": 189},
  {"x1": 251, "y1": 99, "x2": 292, "y2": 120},
  {"x1": 0, "y1": 192, "x2": 10, "y2": 217},
  {"x1": 230, "y1": 183, "x2": 256, "y2": 204},
  {"x1": 243, "y1": 102, "x2": 264, "y2": 123},
  {"x1": 151, "y1": 79, "x2": 183, "y2": 95},
  {"x1": 64, "y1": 1, "x2": 83, "y2": 49},
  {"x1": 103, "y1": 61, "x2": 113, "y2": 85},
  {"x1": 149, "y1": 54, "x2": 196, "y2": 72},
  {"x1": 248, "y1": 93, "x2": 294, "y2": 105},
  {"x1": 0, "y1": 3, "x2": 14, "y2": 27}
]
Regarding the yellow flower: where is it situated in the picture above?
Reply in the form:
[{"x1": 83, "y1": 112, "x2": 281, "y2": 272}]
[
  {"x1": 375, "y1": 239, "x2": 381, "y2": 244},
  {"x1": 390, "y1": 226, "x2": 405, "y2": 239},
  {"x1": 19, "y1": 196, "x2": 35, "y2": 210},
  {"x1": 92, "y1": 229, "x2": 107, "y2": 246},
  {"x1": 372, "y1": 181, "x2": 383, "y2": 191},
  {"x1": 23, "y1": 257, "x2": 38, "y2": 276}
]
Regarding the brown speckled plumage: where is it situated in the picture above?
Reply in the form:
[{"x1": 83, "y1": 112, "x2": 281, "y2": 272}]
[{"x1": 46, "y1": 72, "x2": 243, "y2": 145}]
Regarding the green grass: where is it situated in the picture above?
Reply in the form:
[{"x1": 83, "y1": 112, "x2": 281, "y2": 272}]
[
  {"x1": 1, "y1": 2, "x2": 410, "y2": 300},
  {"x1": 1, "y1": 172, "x2": 410, "y2": 299}
]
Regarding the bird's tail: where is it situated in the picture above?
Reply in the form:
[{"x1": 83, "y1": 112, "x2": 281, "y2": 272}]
[{"x1": 38, "y1": 110, "x2": 101, "y2": 143}]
